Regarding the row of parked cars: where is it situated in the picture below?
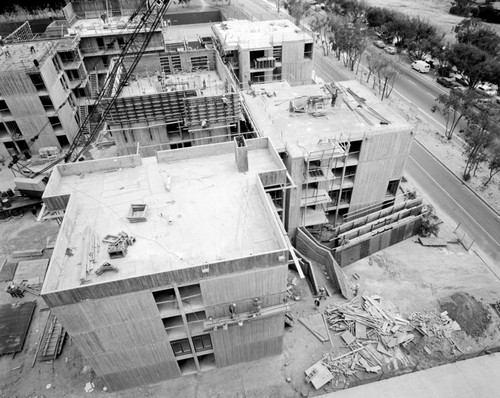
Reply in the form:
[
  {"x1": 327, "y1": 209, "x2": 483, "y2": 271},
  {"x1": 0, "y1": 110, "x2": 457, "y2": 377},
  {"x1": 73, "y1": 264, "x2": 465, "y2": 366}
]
[{"x1": 373, "y1": 40, "x2": 397, "y2": 55}]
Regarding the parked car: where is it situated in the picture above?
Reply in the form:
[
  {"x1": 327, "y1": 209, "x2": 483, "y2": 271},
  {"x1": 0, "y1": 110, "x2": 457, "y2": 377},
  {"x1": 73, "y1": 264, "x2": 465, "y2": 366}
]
[
  {"x1": 454, "y1": 74, "x2": 469, "y2": 86},
  {"x1": 411, "y1": 60, "x2": 430, "y2": 73},
  {"x1": 436, "y1": 77, "x2": 460, "y2": 89},
  {"x1": 373, "y1": 40, "x2": 386, "y2": 49},
  {"x1": 384, "y1": 46, "x2": 397, "y2": 55},
  {"x1": 476, "y1": 83, "x2": 497, "y2": 97}
]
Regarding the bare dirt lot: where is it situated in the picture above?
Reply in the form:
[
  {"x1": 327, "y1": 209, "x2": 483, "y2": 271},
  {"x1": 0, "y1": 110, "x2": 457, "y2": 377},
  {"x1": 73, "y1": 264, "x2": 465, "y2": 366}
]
[{"x1": 1, "y1": 205, "x2": 499, "y2": 397}]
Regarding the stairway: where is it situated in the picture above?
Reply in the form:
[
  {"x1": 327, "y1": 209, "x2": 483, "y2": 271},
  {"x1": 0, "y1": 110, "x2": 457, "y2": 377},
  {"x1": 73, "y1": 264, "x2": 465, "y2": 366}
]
[{"x1": 89, "y1": 72, "x2": 99, "y2": 98}]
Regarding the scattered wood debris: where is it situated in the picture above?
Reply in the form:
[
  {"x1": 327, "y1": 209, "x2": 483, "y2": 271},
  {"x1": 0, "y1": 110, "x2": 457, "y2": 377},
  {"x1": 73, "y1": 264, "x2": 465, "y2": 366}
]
[{"x1": 303, "y1": 294, "x2": 463, "y2": 389}]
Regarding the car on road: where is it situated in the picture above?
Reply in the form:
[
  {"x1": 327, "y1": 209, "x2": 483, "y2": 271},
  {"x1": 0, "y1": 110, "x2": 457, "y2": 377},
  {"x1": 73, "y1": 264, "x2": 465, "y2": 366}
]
[
  {"x1": 384, "y1": 46, "x2": 397, "y2": 55},
  {"x1": 436, "y1": 77, "x2": 460, "y2": 89},
  {"x1": 411, "y1": 60, "x2": 430, "y2": 73},
  {"x1": 373, "y1": 40, "x2": 386, "y2": 49}
]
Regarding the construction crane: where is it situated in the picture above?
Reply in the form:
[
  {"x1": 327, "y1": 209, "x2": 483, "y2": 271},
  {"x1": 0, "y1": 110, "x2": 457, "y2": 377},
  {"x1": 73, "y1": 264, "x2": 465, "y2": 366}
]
[{"x1": 8, "y1": 0, "x2": 173, "y2": 190}]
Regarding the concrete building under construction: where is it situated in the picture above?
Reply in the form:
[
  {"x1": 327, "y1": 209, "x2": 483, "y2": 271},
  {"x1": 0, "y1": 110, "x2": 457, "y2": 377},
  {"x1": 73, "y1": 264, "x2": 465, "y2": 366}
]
[
  {"x1": 212, "y1": 20, "x2": 314, "y2": 88},
  {"x1": 41, "y1": 137, "x2": 292, "y2": 390},
  {"x1": 241, "y1": 80, "x2": 414, "y2": 237},
  {"x1": 103, "y1": 32, "x2": 247, "y2": 155},
  {"x1": 0, "y1": 37, "x2": 83, "y2": 161}
]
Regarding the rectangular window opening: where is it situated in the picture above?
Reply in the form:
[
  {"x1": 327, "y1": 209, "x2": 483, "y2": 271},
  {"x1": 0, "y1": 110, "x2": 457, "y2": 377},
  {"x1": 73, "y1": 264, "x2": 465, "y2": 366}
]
[{"x1": 304, "y1": 43, "x2": 313, "y2": 59}]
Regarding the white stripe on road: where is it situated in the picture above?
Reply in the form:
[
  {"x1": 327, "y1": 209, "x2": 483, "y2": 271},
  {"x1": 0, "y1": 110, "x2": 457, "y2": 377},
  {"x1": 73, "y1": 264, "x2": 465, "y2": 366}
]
[{"x1": 409, "y1": 154, "x2": 500, "y2": 247}]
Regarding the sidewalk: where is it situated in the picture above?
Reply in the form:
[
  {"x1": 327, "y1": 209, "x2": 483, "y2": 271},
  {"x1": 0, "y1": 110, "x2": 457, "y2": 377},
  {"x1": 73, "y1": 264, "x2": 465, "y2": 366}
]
[{"x1": 320, "y1": 352, "x2": 500, "y2": 398}]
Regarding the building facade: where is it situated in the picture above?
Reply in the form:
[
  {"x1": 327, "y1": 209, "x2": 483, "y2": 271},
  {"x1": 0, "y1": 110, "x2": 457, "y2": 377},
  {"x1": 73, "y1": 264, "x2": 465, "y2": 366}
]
[
  {"x1": 212, "y1": 20, "x2": 314, "y2": 89},
  {"x1": 0, "y1": 39, "x2": 83, "y2": 161},
  {"x1": 41, "y1": 137, "x2": 292, "y2": 391},
  {"x1": 241, "y1": 81, "x2": 414, "y2": 238}
]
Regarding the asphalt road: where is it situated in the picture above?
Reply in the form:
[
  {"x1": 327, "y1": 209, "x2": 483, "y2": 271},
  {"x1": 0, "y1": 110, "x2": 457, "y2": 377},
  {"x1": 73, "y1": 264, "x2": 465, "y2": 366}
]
[{"x1": 237, "y1": 0, "x2": 500, "y2": 266}]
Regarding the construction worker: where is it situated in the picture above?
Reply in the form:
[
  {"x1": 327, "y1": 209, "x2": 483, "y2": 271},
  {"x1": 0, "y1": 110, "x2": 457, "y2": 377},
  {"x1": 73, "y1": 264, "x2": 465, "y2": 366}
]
[
  {"x1": 319, "y1": 287, "x2": 327, "y2": 300},
  {"x1": 314, "y1": 297, "x2": 321, "y2": 310},
  {"x1": 253, "y1": 297, "x2": 262, "y2": 315},
  {"x1": 229, "y1": 303, "x2": 236, "y2": 319}
]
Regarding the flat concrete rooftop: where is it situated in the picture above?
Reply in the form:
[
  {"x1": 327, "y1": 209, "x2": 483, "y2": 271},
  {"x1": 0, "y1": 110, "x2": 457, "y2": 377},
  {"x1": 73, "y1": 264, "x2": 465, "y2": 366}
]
[
  {"x1": 120, "y1": 70, "x2": 225, "y2": 97},
  {"x1": 42, "y1": 139, "x2": 287, "y2": 292},
  {"x1": 68, "y1": 16, "x2": 161, "y2": 37},
  {"x1": 242, "y1": 81, "x2": 411, "y2": 156},
  {"x1": 163, "y1": 23, "x2": 214, "y2": 46},
  {"x1": 0, "y1": 41, "x2": 54, "y2": 72},
  {"x1": 212, "y1": 19, "x2": 313, "y2": 50}
]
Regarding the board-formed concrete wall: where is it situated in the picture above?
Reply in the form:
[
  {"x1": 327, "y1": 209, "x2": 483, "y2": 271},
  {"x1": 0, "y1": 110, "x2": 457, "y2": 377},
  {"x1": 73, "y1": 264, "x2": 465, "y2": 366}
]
[{"x1": 295, "y1": 227, "x2": 352, "y2": 299}]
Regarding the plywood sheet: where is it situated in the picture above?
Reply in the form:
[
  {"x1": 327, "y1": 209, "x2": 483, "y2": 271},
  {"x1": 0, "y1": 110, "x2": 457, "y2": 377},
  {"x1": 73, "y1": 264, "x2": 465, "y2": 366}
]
[
  {"x1": 14, "y1": 259, "x2": 49, "y2": 287},
  {"x1": 0, "y1": 259, "x2": 18, "y2": 282},
  {"x1": 0, "y1": 301, "x2": 36, "y2": 355}
]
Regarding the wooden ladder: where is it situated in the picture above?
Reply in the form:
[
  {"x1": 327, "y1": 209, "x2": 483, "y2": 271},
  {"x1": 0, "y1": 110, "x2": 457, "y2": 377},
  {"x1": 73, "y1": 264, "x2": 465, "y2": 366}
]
[{"x1": 39, "y1": 314, "x2": 66, "y2": 361}]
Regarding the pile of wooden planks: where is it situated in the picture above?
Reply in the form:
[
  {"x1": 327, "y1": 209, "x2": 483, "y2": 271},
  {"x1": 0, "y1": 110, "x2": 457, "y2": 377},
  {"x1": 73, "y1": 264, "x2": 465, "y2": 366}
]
[
  {"x1": 304, "y1": 295, "x2": 465, "y2": 389},
  {"x1": 306, "y1": 295, "x2": 418, "y2": 385}
]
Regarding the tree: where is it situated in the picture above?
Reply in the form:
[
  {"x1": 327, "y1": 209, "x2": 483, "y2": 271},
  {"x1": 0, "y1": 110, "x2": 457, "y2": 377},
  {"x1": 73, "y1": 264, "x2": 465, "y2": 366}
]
[
  {"x1": 446, "y1": 43, "x2": 500, "y2": 90},
  {"x1": 462, "y1": 110, "x2": 498, "y2": 180},
  {"x1": 483, "y1": 140, "x2": 500, "y2": 186},
  {"x1": 324, "y1": 0, "x2": 368, "y2": 23},
  {"x1": 454, "y1": 18, "x2": 500, "y2": 56},
  {"x1": 406, "y1": 17, "x2": 445, "y2": 61},
  {"x1": 284, "y1": 0, "x2": 311, "y2": 26},
  {"x1": 379, "y1": 61, "x2": 398, "y2": 100},
  {"x1": 419, "y1": 204, "x2": 440, "y2": 237},
  {"x1": 431, "y1": 89, "x2": 475, "y2": 139},
  {"x1": 450, "y1": 0, "x2": 474, "y2": 16},
  {"x1": 365, "y1": 53, "x2": 387, "y2": 87},
  {"x1": 275, "y1": 0, "x2": 284, "y2": 13},
  {"x1": 365, "y1": 7, "x2": 389, "y2": 27}
]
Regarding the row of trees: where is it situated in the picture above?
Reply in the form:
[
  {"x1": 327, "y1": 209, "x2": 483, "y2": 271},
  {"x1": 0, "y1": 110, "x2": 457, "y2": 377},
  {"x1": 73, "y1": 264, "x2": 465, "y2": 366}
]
[{"x1": 0, "y1": 0, "x2": 64, "y2": 15}]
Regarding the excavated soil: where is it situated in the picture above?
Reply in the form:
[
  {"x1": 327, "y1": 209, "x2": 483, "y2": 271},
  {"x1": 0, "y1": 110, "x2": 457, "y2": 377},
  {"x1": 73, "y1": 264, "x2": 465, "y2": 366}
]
[{"x1": 440, "y1": 293, "x2": 492, "y2": 338}]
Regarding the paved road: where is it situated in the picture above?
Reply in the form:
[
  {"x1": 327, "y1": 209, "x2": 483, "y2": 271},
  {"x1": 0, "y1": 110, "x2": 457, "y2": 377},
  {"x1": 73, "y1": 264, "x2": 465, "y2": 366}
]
[
  {"x1": 239, "y1": 0, "x2": 500, "y2": 266},
  {"x1": 408, "y1": 142, "x2": 500, "y2": 264}
]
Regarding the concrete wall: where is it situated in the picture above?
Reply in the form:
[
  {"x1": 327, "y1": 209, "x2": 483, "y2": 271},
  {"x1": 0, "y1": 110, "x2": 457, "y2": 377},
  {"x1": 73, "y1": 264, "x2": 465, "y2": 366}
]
[
  {"x1": 333, "y1": 216, "x2": 422, "y2": 266},
  {"x1": 350, "y1": 129, "x2": 413, "y2": 210},
  {"x1": 281, "y1": 39, "x2": 313, "y2": 85},
  {"x1": 51, "y1": 290, "x2": 179, "y2": 391},
  {"x1": 295, "y1": 227, "x2": 352, "y2": 299}
]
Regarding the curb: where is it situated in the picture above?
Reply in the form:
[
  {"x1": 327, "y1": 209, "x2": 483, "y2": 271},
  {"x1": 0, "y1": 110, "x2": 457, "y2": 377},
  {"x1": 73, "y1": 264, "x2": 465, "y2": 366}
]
[{"x1": 414, "y1": 138, "x2": 500, "y2": 218}]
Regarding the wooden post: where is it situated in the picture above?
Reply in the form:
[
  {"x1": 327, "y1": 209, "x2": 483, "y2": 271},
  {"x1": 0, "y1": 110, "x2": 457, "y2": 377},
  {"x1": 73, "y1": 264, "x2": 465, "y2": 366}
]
[{"x1": 172, "y1": 284, "x2": 201, "y2": 373}]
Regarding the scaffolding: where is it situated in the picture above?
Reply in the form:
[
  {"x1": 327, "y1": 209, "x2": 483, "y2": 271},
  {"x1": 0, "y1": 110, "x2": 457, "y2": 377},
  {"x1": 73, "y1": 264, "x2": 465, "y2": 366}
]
[{"x1": 300, "y1": 136, "x2": 352, "y2": 227}]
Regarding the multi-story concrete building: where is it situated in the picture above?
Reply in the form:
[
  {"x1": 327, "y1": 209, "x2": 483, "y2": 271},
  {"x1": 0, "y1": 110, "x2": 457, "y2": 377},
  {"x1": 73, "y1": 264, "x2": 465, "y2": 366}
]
[
  {"x1": 241, "y1": 80, "x2": 414, "y2": 238},
  {"x1": 103, "y1": 36, "x2": 250, "y2": 155},
  {"x1": 212, "y1": 20, "x2": 314, "y2": 89},
  {"x1": 41, "y1": 137, "x2": 291, "y2": 391},
  {"x1": 66, "y1": 13, "x2": 165, "y2": 97},
  {"x1": 0, "y1": 39, "x2": 82, "y2": 160}
]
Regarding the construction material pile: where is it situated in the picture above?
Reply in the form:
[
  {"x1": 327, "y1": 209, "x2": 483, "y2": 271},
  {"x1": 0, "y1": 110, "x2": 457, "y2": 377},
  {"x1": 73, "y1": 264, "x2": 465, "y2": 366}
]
[
  {"x1": 322, "y1": 295, "x2": 415, "y2": 375},
  {"x1": 408, "y1": 309, "x2": 461, "y2": 339},
  {"x1": 305, "y1": 294, "x2": 465, "y2": 389}
]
